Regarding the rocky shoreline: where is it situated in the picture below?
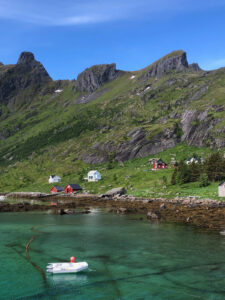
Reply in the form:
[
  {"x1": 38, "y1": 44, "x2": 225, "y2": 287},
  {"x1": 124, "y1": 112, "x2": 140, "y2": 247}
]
[{"x1": 0, "y1": 192, "x2": 225, "y2": 231}]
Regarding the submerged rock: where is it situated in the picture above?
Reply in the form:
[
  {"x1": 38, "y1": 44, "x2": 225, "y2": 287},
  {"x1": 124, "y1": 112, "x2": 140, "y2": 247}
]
[{"x1": 147, "y1": 211, "x2": 159, "y2": 220}]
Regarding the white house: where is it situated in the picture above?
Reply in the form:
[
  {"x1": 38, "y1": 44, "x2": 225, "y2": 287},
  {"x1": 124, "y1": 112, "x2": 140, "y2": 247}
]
[
  {"x1": 49, "y1": 175, "x2": 61, "y2": 184},
  {"x1": 186, "y1": 157, "x2": 204, "y2": 165},
  {"x1": 218, "y1": 182, "x2": 225, "y2": 197},
  {"x1": 86, "y1": 170, "x2": 101, "y2": 182}
]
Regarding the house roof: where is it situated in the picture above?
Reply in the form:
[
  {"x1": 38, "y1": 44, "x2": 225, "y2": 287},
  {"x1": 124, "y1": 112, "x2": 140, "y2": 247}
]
[
  {"x1": 219, "y1": 182, "x2": 225, "y2": 186},
  {"x1": 52, "y1": 186, "x2": 64, "y2": 191},
  {"x1": 68, "y1": 184, "x2": 82, "y2": 190},
  {"x1": 88, "y1": 170, "x2": 100, "y2": 175}
]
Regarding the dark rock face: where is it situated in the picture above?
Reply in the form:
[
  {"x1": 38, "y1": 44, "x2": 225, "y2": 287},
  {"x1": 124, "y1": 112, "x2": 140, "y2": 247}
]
[
  {"x1": 180, "y1": 109, "x2": 225, "y2": 148},
  {"x1": 143, "y1": 51, "x2": 189, "y2": 79},
  {"x1": 142, "y1": 51, "x2": 202, "y2": 80},
  {"x1": 0, "y1": 62, "x2": 3, "y2": 66},
  {"x1": 77, "y1": 63, "x2": 119, "y2": 93},
  {"x1": 116, "y1": 128, "x2": 178, "y2": 162},
  {"x1": 17, "y1": 52, "x2": 35, "y2": 65},
  {"x1": 81, "y1": 126, "x2": 179, "y2": 164},
  {"x1": 0, "y1": 51, "x2": 51, "y2": 105},
  {"x1": 189, "y1": 63, "x2": 202, "y2": 72}
]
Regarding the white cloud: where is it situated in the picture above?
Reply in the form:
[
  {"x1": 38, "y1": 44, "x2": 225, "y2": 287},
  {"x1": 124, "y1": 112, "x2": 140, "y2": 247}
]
[{"x1": 0, "y1": 0, "x2": 225, "y2": 26}]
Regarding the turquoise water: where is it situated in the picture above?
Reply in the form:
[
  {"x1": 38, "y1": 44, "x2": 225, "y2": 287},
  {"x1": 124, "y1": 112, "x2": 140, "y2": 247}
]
[{"x1": 0, "y1": 210, "x2": 225, "y2": 300}]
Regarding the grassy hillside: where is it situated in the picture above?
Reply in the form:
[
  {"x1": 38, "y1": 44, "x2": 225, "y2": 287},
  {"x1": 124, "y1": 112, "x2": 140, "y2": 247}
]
[
  {"x1": 0, "y1": 144, "x2": 222, "y2": 200},
  {"x1": 0, "y1": 51, "x2": 224, "y2": 197}
]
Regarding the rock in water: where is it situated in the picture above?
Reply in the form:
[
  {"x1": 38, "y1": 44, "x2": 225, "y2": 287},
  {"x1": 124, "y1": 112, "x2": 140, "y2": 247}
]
[{"x1": 147, "y1": 211, "x2": 159, "y2": 220}]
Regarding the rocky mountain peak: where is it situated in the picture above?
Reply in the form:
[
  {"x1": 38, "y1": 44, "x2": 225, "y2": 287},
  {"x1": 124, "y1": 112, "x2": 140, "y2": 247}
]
[
  {"x1": 143, "y1": 50, "x2": 189, "y2": 79},
  {"x1": 0, "y1": 62, "x2": 3, "y2": 66},
  {"x1": 0, "y1": 51, "x2": 51, "y2": 105},
  {"x1": 77, "y1": 63, "x2": 120, "y2": 93},
  {"x1": 17, "y1": 52, "x2": 35, "y2": 65},
  {"x1": 189, "y1": 63, "x2": 202, "y2": 72}
]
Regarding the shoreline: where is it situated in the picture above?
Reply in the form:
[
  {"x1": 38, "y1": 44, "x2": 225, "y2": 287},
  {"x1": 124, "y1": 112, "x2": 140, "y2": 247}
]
[{"x1": 1, "y1": 192, "x2": 225, "y2": 231}]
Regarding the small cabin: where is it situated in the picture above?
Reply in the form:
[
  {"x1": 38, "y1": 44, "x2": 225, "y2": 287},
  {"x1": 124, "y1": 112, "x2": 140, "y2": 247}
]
[
  {"x1": 49, "y1": 175, "x2": 61, "y2": 184},
  {"x1": 186, "y1": 157, "x2": 204, "y2": 165},
  {"x1": 86, "y1": 170, "x2": 101, "y2": 182},
  {"x1": 149, "y1": 158, "x2": 160, "y2": 164},
  {"x1": 65, "y1": 184, "x2": 82, "y2": 194},
  {"x1": 51, "y1": 186, "x2": 64, "y2": 194},
  {"x1": 152, "y1": 159, "x2": 168, "y2": 170},
  {"x1": 218, "y1": 182, "x2": 225, "y2": 197}
]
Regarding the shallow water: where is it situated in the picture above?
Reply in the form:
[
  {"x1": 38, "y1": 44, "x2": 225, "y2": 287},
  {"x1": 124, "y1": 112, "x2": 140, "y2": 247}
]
[{"x1": 0, "y1": 210, "x2": 225, "y2": 300}]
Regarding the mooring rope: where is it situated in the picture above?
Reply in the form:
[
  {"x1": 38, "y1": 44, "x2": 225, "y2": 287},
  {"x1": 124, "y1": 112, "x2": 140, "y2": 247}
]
[{"x1": 25, "y1": 231, "x2": 47, "y2": 283}]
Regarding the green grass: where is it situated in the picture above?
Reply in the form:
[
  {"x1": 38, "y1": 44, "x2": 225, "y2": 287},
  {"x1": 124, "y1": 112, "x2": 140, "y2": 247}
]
[
  {"x1": 0, "y1": 144, "x2": 223, "y2": 201},
  {"x1": 0, "y1": 54, "x2": 224, "y2": 200}
]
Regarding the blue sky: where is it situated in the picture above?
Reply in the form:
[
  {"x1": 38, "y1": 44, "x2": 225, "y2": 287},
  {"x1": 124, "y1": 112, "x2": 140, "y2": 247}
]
[{"x1": 0, "y1": 0, "x2": 225, "y2": 80}]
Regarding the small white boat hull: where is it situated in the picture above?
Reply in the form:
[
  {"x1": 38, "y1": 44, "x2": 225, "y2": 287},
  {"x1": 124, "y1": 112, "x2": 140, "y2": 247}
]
[{"x1": 47, "y1": 262, "x2": 88, "y2": 274}]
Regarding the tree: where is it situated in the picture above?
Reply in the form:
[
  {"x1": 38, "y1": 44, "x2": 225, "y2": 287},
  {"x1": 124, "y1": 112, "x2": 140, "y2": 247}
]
[
  {"x1": 199, "y1": 173, "x2": 210, "y2": 187},
  {"x1": 189, "y1": 162, "x2": 202, "y2": 182},
  {"x1": 205, "y1": 152, "x2": 225, "y2": 181},
  {"x1": 176, "y1": 160, "x2": 190, "y2": 185}
]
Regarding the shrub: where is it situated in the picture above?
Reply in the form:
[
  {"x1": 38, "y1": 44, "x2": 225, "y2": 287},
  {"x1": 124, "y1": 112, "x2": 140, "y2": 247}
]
[
  {"x1": 199, "y1": 173, "x2": 210, "y2": 187},
  {"x1": 171, "y1": 168, "x2": 177, "y2": 185}
]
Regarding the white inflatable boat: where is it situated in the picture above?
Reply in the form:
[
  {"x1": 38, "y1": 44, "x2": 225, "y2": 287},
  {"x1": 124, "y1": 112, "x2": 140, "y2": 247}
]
[{"x1": 47, "y1": 262, "x2": 88, "y2": 274}]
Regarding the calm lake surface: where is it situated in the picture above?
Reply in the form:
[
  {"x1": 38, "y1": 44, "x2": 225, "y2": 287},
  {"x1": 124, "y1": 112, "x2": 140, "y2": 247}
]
[{"x1": 0, "y1": 210, "x2": 225, "y2": 300}]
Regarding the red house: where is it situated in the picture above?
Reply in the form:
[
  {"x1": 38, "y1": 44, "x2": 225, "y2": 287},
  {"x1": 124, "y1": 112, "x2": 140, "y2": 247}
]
[
  {"x1": 65, "y1": 184, "x2": 82, "y2": 194},
  {"x1": 153, "y1": 159, "x2": 168, "y2": 170},
  {"x1": 51, "y1": 186, "x2": 64, "y2": 194}
]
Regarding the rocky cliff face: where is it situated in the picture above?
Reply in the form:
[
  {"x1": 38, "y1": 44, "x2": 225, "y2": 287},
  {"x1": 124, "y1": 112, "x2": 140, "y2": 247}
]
[
  {"x1": 142, "y1": 51, "x2": 201, "y2": 80},
  {"x1": 189, "y1": 63, "x2": 202, "y2": 72},
  {"x1": 0, "y1": 49, "x2": 224, "y2": 167},
  {"x1": 0, "y1": 52, "x2": 51, "y2": 105},
  {"x1": 81, "y1": 126, "x2": 179, "y2": 163},
  {"x1": 77, "y1": 63, "x2": 120, "y2": 93}
]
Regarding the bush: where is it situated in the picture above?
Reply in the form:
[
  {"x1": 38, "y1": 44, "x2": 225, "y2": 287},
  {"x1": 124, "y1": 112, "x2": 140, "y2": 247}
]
[
  {"x1": 171, "y1": 168, "x2": 177, "y2": 185},
  {"x1": 162, "y1": 175, "x2": 167, "y2": 185},
  {"x1": 199, "y1": 173, "x2": 210, "y2": 187},
  {"x1": 176, "y1": 160, "x2": 190, "y2": 185}
]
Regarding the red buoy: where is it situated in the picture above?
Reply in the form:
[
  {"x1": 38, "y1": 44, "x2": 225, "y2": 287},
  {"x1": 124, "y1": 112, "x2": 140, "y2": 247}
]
[{"x1": 70, "y1": 256, "x2": 75, "y2": 263}]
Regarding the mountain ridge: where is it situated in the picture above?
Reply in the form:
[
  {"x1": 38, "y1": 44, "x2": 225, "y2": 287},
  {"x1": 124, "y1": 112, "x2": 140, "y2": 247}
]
[{"x1": 0, "y1": 49, "x2": 224, "y2": 171}]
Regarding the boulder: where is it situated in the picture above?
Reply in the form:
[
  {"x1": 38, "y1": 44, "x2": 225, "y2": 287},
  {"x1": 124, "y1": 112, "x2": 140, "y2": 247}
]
[
  {"x1": 160, "y1": 203, "x2": 166, "y2": 210},
  {"x1": 117, "y1": 207, "x2": 128, "y2": 214},
  {"x1": 103, "y1": 187, "x2": 126, "y2": 197},
  {"x1": 147, "y1": 211, "x2": 159, "y2": 220},
  {"x1": 64, "y1": 209, "x2": 75, "y2": 214}
]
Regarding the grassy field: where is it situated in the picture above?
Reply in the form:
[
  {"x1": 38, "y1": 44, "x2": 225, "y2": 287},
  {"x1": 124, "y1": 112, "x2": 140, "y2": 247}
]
[{"x1": 0, "y1": 144, "x2": 223, "y2": 201}]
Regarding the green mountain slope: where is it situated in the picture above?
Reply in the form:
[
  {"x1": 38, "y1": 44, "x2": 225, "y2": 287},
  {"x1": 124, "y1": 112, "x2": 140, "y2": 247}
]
[{"x1": 0, "y1": 50, "x2": 224, "y2": 194}]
